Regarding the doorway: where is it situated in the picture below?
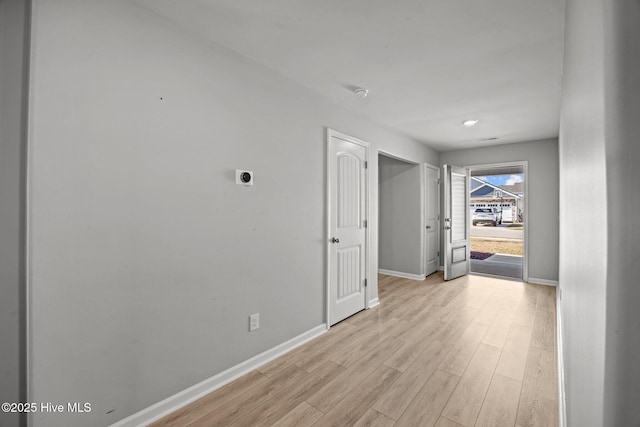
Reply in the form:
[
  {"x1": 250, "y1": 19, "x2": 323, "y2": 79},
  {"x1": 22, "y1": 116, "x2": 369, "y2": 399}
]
[
  {"x1": 468, "y1": 163, "x2": 527, "y2": 280},
  {"x1": 377, "y1": 153, "x2": 439, "y2": 280},
  {"x1": 378, "y1": 154, "x2": 423, "y2": 279}
]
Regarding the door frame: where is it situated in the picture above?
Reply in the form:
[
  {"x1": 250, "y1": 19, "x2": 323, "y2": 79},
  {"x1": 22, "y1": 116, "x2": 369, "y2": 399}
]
[
  {"x1": 466, "y1": 161, "x2": 529, "y2": 282},
  {"x1": 326, "y1": 128, "x2": 370, "y2": 328},
  {"x1": 424, "y1": 163, "x2": 441, "y2": 276},
  {"x1": 377, "y1": 150, "x2": 437, "y2": 279}
]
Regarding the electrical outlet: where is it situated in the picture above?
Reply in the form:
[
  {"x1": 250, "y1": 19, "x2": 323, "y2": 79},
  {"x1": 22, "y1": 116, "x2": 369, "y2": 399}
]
[{"x1": 249, "y1": 313, "x2": 259, "y2": 331}]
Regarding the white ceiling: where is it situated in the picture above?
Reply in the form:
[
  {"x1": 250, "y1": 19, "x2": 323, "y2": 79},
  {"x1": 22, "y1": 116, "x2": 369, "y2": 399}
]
[{"x1": 135, "y1": 0, "x2": 565, "y2": 151}]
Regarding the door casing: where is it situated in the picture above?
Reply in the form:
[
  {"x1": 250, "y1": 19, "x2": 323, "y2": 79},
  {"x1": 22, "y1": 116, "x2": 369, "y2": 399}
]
[{"x1": 424, "y1": 164, "x2": 440, "y2": 276}]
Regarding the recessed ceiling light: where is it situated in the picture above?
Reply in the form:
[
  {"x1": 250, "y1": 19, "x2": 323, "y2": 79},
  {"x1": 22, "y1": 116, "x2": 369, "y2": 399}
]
[
  {"x1": 463, "y1": 119, "x2": 479, "y2": 127},
  {"x1": 354, "y1": 88, "x2": 369, "y2": 98}
]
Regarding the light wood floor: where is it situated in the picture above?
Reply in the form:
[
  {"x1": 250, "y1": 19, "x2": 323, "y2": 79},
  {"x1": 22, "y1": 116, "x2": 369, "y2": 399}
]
[{"x1": 151, "y1": 273, "x2": 558, "y2": 427}]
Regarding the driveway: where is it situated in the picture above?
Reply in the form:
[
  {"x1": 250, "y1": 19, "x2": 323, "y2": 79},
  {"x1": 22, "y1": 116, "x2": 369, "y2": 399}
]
[{"x1": 471, "y1": 224, "x2": 523, "y2": 239}]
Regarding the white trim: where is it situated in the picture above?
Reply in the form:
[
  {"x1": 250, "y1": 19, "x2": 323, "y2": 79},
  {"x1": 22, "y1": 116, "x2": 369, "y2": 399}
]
[
  {"x1": 377, "y1": 149, "x2": 422, "y2": 165},
  {"x1": 527, "y1": 277, "x2": 559, "y2": 287},
  {"x1": 378, "y1": 269, "x2": 426, "y2": 281},
  {"x1": 110, "y1": 324, "x2": 327, "y2": 427},
  {"x1": 326, "y1": 129, "x2": 370, "y2": 326},
  {"x1": 421, "y1": 163, "x2": 426, "y2": 277},
  {"x1": 557, "y1": 288, "x2": 567, "y2": 427},
  {"x1": 423, "y1": 163, "x2": 440, "y2": 277},
  {"x1": 368, "y1": 298, "x2": 380, "y2": 308},
  {"x1": 469, "y1": 271, "x2": 523, "y2": 282}
]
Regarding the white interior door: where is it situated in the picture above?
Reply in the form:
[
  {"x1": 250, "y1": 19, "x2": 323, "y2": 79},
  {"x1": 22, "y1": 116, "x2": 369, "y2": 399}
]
[
  {"x1": 443, "y1": 164, "x2": 470, "y2": 280},
  {"x1": 328, "y1": 132, "x2": 367, "y2": 325},
  {"x1": 425, "y1": 166, "x2": 439, "y2": 276}
]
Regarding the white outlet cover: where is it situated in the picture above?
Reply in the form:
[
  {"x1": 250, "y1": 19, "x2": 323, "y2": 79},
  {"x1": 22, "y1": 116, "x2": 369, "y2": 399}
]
[
  {"x1": 249, "y1": 313, "x2": 259, "y2": 331},
  {"x1": 236, "y1": 169, "x2": 254, "y2": 186}
]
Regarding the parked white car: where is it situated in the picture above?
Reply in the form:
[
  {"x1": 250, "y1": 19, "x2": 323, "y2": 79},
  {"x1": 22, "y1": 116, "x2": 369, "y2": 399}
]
[{"x1": 472, "y1": 208, "x2": 502, "y2": 226}]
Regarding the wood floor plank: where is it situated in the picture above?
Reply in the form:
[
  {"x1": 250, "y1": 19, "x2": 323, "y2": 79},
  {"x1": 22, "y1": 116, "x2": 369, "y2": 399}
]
[
  {"x1": 515, "y1": 396, "x2": 557, "y2": 427},
  {"x1": 306, "y1": 337, "x2": 402, "y2": 413},
  {"x1": 329, "y1": 322, "x2": 396, "y2": 368},
  {"x1": 270, "y1": 402, "x2": 324, "y2": 427},
  {"x1": 384, "y1": 320, "x2": 446, "y2": 372},
  {"x1": 536, "y1": 286, "x2": 556, "y2": 313},
  {"x1": 474, "y1": 297, "x2": 507, "y2": 325},
  {"x1": 439, "y1": 304, "x2": 481, "y2": 332},
  {"x1": 531, "y1": 309, "x2": 556, "y2": 352},
  {"x1": 515, "y1": 346, "x2": 558, "y2": 427},
  {"x1": 435, "y1": 417, "x2": 464, "y2": 427},
  {"x1": 295, "y1": 323, "x2": 374, "y2": 372},
  {"x1": 441, "y1": 343, "x2": 502, "y2": 426},
  {"x1": 183, "y1": 365, "x2": 307, "y2": 426},
  {"x1": 375, "y1": 339, "x2": 451, "y2": 419},
  {"x1": 495, "y1": 324, "x2": 533, "y2": 381},
  {"x1": 474, "y1": 374, "x2": 522, "y2": 427},
  {"x1": 314, "y1": 365, "x2": 401, "y2": 427},
  {"x1": 438, "y1": 321, "x2": 489, "y2": 376},
  {"x1": 394, "y1": 369, "x2": 460, "y2": 427},
  {"x1": 230, "y1": 360, "x2": 343, "y2": 426},
  {"x1": 526, "y1": 347, "x2": 557, "y2": 400},
  {"x1": 511, "y1": 306, "x2": 536, "y2": 328},
  {"x1": 352, "y1": 408, "x2": 396, "y2": 427},
  {"x1": 148, "y1": 370, "x2": 269, "y2": 427},
  {"x1": 258, "y1": 322, "x2": 354, "y2": 377},
  {"x1": 520, "y1": 345, "x2": 558, "y2": 399},
  {"x1": 482, "y1": 311, "x2": 514, "y2": 348}
]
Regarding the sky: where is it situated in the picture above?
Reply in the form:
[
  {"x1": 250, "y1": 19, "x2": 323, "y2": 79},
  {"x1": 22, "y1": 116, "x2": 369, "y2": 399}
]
[{"x1": 477, "y1": 174, "x2": 523, "y2": 186}]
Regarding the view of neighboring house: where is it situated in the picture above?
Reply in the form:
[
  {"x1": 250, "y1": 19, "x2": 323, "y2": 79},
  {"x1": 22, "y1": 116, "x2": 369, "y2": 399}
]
[{"x1": 470, "y1": 177, "x2": 524, "y2": 223}]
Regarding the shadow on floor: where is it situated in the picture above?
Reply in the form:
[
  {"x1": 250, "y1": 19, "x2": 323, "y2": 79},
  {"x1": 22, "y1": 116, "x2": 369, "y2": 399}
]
[{"x1": 471, "y1": 253, "x2": 522, "y2": 279}]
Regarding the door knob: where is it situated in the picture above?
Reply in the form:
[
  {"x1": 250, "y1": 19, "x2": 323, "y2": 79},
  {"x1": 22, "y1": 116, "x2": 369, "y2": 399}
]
[
  {"x1": 330, "y1": 237, "x2": 340, "y2": 243},
  {"x1": 443, "y1": 226, "x2": 451, "y2": 230},
  {"x1": 426, "y1": 225, "x2": 431, "y2": 229}
]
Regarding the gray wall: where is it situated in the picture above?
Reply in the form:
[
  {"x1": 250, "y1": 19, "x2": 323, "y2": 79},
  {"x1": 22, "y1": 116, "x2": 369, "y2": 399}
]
[
  {"x1": 560, "y1": 0, "x2": 640, "y2": 426},
  {"x1": 27, "y1": 1, "x2": 437, "y2": 426},
  {"x1": 559, "y1": 1, "x2": 607, "y2": 424},
  {"x1": 439, "y1": 138, "x2": 559, "y2": 282},
  {"x1": 603, "y1": 1, "x2": 640, "y2": 424},
  {"x1": 0, "y1": 1, "x2": 29, "y2": 426},
  {"x1": 378, "y1": 155, "x2": 422, "y2": 276}
]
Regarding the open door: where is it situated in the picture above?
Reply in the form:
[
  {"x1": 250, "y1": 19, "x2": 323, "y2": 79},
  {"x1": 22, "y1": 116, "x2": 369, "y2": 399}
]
[{"x1": 443, "y1": 165, "x2": 470, "y2": 280}]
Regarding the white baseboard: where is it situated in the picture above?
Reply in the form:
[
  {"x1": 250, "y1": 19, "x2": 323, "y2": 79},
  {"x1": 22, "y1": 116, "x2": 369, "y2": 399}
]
[
  {"x1": 378, "y1": 269, "x2": 426, "y2": 281},
  {"x1": 110, "y1": 324, "x2": 327, "y2": 427},
  {"x1": 527, "y1": 277, "x2": 559, "y2": 287},
  {"x1": 557, "y1": 288, "x2": 567, "y2": 427},
  {"x1": 368, "y1": 298, "x2": 380, "y2": 308}
]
